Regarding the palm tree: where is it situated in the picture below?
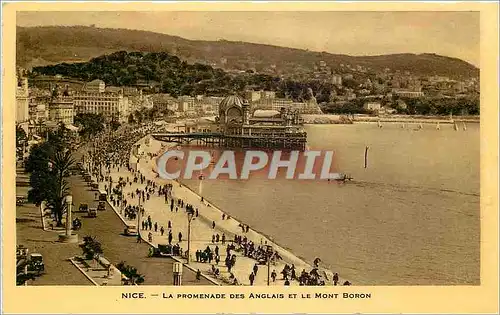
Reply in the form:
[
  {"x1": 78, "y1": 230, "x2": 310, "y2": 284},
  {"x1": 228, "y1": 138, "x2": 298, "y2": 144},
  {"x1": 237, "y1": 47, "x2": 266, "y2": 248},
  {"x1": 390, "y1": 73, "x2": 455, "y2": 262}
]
[
  {"x1": 116, "y1": 261, "x2": 145, "y2": 285},
  {"x1": 80, "y1": 236, "x2": 103, "y2": 261},
  {"x1": 46, "y1": 150, "x2": 75, "y2": 226}
]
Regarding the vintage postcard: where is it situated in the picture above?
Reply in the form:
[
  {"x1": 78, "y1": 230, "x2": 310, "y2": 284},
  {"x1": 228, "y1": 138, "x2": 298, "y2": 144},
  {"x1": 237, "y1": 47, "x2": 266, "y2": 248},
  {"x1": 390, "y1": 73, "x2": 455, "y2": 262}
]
[{"x1": 1, "y1": 1, "x2": 498, "y2": 314}]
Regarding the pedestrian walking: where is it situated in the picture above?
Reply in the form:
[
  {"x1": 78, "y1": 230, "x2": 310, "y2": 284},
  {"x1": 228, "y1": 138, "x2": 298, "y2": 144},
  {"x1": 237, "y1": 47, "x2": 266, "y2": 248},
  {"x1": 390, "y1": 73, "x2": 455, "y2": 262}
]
[
  {"x1": 178, "y1": 232, "x2": 183, "y2": 242},
  {"x1": 333, "y1": 273, "x2": 339, "y2": 286},
  {"x1": 160, "y1": 226, "x2": 165, "y2": 236},
  {"x1": 249, "y1": 272, "x2": 255, "y2": 286},
  {"x1": 212, "y1": 221, "x2": 216, "y2": 229}
]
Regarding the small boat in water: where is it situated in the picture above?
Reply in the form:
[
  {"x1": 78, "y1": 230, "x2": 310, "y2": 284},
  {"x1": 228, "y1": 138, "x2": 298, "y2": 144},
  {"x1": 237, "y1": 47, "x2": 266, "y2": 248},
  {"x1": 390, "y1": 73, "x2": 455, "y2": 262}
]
[
  {"x1": 454, "y1": 122, "x2": 459, "y2": 131},
  {"x1": 328, "y1": 173, "x2": 353, "y2": 183},
  {"x1": 463, "y1": 122, "x2": 467, "y2": 131},
  {"x1": 377, "y1": 120, "x2": 382, "y2": 128},
  {"x1": 436, "y1": 122, "x2": 440, "y2": 130}
]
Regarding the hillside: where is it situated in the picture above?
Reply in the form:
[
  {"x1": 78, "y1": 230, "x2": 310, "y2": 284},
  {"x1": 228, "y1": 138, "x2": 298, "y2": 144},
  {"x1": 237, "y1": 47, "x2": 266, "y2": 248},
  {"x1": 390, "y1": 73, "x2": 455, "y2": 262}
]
[
  {"x1": 30, "y1": 50, "x2": 331, "y2": 101},
  {"x1": 17, "y1": 26, "x2": 479, "y2": 79}
]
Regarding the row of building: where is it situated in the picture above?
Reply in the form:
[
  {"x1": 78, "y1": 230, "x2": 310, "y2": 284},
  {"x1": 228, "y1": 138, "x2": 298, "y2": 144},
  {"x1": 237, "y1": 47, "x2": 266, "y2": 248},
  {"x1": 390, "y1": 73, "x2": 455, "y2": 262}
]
[
  {"x1": 307, "y1": 60, "x2": 479, "y2": 98},
  {"x1": 15, "y1": 76, "x2": 322, "y2": 129}
]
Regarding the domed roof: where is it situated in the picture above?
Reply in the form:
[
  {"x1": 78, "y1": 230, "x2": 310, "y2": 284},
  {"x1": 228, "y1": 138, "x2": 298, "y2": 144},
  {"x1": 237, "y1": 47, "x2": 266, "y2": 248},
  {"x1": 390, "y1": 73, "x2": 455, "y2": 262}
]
[
  {"x1": 219, "y1": 95, "x2": 245, "y2": 114},
  {"x1": 253, "y1": 110, "x2": 280, "y2": 118}
]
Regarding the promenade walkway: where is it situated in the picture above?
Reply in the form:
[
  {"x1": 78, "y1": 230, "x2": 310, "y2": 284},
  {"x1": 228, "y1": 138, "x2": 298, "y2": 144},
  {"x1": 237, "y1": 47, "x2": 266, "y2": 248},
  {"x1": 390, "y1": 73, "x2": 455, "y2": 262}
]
[
  {"x1": 88, "y1": 128, "x2": 339, "y2": 286},
  {"x1": 70, "y1": 154, "x2": 212, "y2": 286}
]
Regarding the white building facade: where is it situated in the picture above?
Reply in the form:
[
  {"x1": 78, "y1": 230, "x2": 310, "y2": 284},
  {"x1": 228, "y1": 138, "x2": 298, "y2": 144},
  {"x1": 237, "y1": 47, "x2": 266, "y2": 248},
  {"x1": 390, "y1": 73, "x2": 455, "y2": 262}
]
[
  {"x1": 49, "y1": 97, "x2": 75, "y2": 125},
  {"x1": 73, "y1": 92, "x2": 129, "y2": 122}
]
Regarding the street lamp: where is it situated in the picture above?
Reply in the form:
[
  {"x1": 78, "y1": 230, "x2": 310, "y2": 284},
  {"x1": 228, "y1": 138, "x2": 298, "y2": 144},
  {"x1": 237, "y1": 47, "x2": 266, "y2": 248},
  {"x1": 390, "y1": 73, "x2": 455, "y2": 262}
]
[
  {"x1": 65, "y1": 195, "x2": 73, "y2": 237},
  {"x1": 266, "y1": 245, "x2": 273, "y2": 286},
  {"x1": 58, "y1": 195, "x2": 78, "y2": 243},
  {"x1": 137, "y1": 197, "x2": 142, "y2": 241},
  {"x1": 186, "y1": 210, "x2": 195, "y2": 264}
]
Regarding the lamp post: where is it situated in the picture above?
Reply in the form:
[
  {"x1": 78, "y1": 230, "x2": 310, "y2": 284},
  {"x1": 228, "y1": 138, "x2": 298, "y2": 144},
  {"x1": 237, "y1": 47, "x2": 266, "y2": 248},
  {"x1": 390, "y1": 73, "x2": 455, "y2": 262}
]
[
  {"x1": 186, "y1": 210, "x2": 195, "y2": 264},
  {"x1": 65, "y1": 195, "x2": 73, "y2": 237},
  {"x1": 266, "y1": 245, "x2": 273, "y2": 286},
  {"x1": 137, "y1": 197, "x2": 142, "y2": 241},
  {"x1": 58, "y1": 195, "x2": 78, "y2": 243},
  {"x1": 198, "y1": 173, "x2": 204, "y2": 199}
]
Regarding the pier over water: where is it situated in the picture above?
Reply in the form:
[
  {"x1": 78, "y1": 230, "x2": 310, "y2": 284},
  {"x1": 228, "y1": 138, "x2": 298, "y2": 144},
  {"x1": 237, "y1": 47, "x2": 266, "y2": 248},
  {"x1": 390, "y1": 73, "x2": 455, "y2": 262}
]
[{"x1": 153, "y1": 94, "x2": 308, "y2": 150}]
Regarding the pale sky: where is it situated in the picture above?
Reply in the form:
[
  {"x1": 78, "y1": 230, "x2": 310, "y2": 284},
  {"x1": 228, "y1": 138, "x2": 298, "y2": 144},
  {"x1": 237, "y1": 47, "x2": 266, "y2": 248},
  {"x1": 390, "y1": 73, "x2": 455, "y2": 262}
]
[{"x1": 17, "y1": 11, "x2": 480, "y2": 67}]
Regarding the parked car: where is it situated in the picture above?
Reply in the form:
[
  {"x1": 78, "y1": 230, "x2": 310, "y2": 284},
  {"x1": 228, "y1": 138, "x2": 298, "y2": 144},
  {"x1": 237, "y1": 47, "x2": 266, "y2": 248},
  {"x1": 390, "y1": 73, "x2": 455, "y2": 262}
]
[
  {"x1": 16, "y1": 196, "x2": 27, "y2": 206},
  {"x1": 16, "y1": 245, "x2": 28, "y2": 260},
  {"x1": 98, "y1": 190, "x2": 108, "y2": 201},
  {"x1": 88, "y1": 207, "x2": 97, "y2": 218},
  {"x1": 27, "y1": 253, "x2": 45, "y2": 274},
  {"x1": 78, "y1": 203, "x2": 89, "y2": 213},
  {"x1": 97, "y1": 201, "x2": 106, "y2": 211},
  {"x1": 124, "y1": 225, "x2": 138, "y2": 236}
]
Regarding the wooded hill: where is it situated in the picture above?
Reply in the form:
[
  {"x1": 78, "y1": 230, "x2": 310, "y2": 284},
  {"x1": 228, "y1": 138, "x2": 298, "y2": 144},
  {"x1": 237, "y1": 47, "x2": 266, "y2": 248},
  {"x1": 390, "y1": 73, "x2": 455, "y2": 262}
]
[{"x1": 18, "y1": 26, "x2": 479, "y2": 79}]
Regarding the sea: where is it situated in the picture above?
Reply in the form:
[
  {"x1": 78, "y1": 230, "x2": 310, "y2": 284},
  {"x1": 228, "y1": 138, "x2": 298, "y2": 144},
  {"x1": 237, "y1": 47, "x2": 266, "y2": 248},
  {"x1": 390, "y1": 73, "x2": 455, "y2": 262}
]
[{"x1": 180, "y1": 122, "x2": 480, "y2": 285}]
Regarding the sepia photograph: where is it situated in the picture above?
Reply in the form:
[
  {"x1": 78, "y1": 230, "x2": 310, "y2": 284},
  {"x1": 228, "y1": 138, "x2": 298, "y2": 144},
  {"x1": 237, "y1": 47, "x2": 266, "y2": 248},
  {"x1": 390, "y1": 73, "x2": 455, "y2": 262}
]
[{"x1": 2, "y1": 2, "x2": 499, "y2": 314}]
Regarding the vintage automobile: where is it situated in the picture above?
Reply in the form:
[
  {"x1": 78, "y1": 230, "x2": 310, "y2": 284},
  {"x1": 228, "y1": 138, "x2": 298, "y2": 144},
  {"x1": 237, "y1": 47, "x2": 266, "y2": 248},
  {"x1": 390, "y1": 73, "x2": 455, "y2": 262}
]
[
  {"x1": 124, "y1": 225, "x2": 138, "y2": 236},
  {"x1": 27, "y1": 253, "x2": 45, "y2": 274},
  {"x1": 97, "y1": 201, "x2": 106, "y2": 211},
  {"x1": 88, "y1": 207, "x2": 98, "y2": 218},
  {"x1": 16, "y1": 245, "x2": 29, "y2": 260},
  {"x1": 16, "y1": 195, "x2": 27, "y2": 206},
  {"x1": 98, "y1": 189, "x2": 108, "y2": 201},
  {"x1": 78, "y1": 203, "x2": 89, "y2": 213}
]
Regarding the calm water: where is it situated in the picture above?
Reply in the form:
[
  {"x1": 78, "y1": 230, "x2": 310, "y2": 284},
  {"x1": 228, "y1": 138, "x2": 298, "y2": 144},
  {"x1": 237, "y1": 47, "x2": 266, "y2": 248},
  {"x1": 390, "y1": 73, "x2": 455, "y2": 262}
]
[{"x1": 181, "y1": 122, "x2": 480, "y2": 285}]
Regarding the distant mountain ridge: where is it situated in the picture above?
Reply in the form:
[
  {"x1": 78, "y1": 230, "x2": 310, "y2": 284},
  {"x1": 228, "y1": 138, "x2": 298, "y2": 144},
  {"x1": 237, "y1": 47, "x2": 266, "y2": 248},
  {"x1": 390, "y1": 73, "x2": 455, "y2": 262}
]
[{"x1": 17, "y1": 26, "x2": 479, "y2": 79}]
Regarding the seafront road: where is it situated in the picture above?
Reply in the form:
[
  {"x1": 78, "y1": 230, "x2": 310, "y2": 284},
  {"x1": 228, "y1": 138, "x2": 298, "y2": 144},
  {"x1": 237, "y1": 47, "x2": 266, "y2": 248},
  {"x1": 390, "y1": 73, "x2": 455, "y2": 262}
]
[
  {"x1": 94, "y1": 134, "x2": 336, "y2": 286},
  {"x1": 16, "y1": 168, "x2": 211, "y2": 285},
  {"x1": 66, "y1": 168, "x2": 212, "y2": 285}
]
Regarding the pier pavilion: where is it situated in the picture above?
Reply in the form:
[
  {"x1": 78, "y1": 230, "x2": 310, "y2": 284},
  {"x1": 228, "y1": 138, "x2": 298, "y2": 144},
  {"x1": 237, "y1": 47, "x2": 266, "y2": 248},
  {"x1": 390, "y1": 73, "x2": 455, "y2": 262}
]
[{"x1": 152, "y1": 94, "x2": 307, "y2": 150}]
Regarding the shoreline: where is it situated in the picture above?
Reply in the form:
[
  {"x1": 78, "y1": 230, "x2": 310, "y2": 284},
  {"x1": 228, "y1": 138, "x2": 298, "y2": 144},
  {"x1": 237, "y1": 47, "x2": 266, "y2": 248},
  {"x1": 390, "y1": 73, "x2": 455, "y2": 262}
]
[
  {"x1": 302, "y1": 114, "x2": 479, "y2": 125},
  {"x1": 133, "y1": 133, "x2": 340, "y2": 285}
]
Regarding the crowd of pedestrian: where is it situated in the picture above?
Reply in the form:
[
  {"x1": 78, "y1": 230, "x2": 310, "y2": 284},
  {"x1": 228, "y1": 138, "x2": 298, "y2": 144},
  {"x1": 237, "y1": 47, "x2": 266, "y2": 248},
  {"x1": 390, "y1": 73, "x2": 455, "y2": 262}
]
[{"x1": 83, "y1": 123, "x2": 351, "y2": 286}]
